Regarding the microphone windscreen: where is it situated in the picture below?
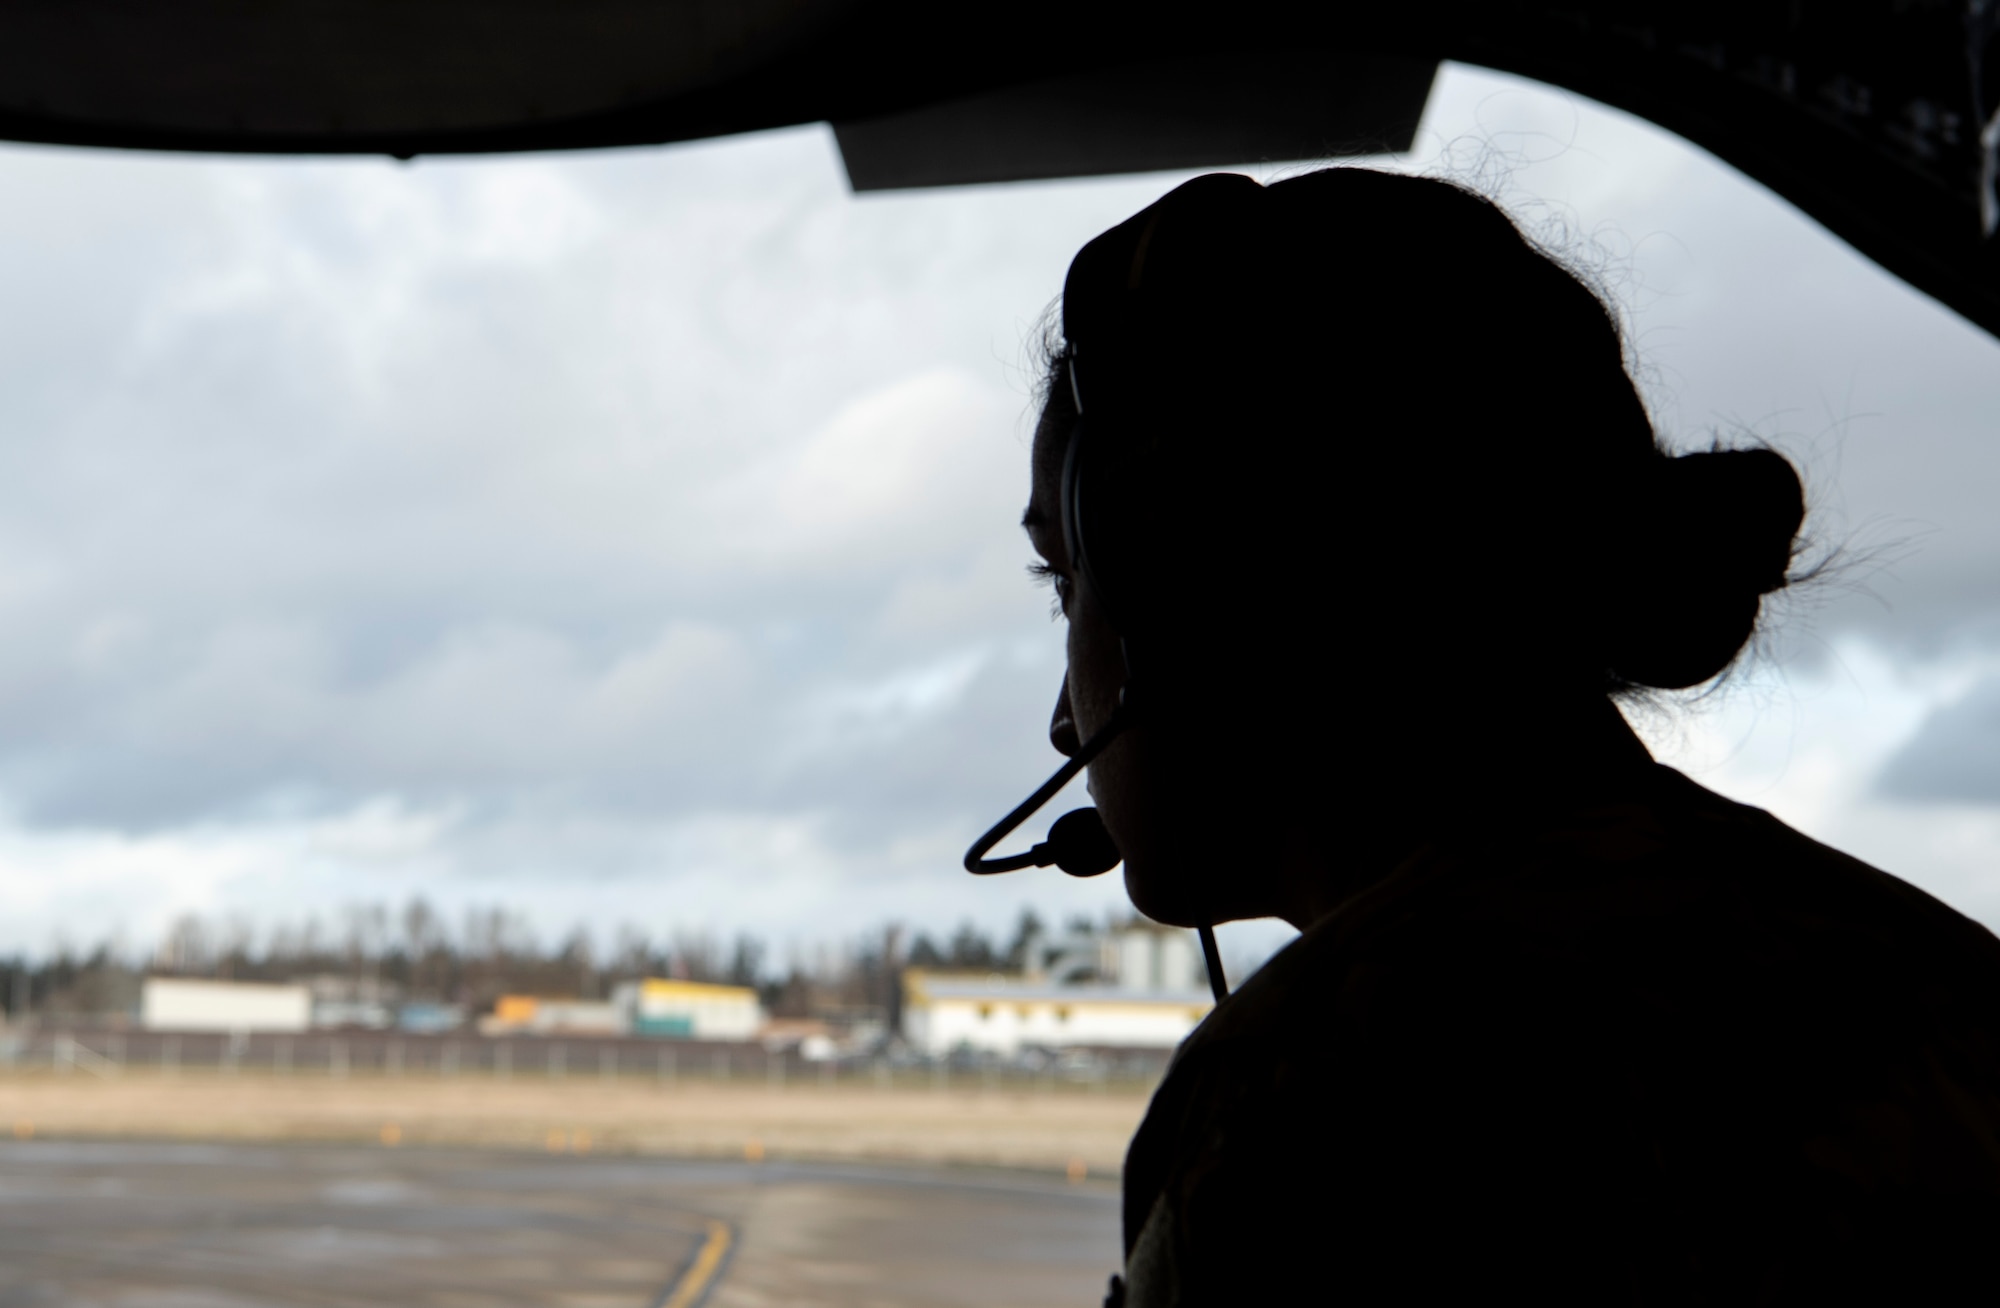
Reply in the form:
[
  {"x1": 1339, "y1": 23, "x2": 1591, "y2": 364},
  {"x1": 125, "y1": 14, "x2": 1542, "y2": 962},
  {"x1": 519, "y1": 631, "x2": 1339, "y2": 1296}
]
[{"x1": 1047, "y1": 808, "x2": 1123, "y2": 877}]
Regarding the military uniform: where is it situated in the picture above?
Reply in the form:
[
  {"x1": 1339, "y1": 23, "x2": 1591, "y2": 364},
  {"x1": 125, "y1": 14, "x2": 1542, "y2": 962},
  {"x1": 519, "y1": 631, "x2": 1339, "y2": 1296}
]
[{"x1": 1113, "y1": 764, "x2": 2000, "y2": 1304}]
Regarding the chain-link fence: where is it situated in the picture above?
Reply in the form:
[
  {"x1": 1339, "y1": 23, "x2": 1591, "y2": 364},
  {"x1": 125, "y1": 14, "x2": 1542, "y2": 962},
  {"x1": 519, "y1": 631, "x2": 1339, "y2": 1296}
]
[{"x1": 0, "y1": 1027, "x2": 1172, "y2": 1091}]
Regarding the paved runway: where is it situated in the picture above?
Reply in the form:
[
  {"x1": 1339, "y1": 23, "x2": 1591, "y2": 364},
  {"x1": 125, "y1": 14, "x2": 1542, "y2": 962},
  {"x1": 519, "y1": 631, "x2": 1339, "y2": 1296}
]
[{"x1": 0, "y1": 1141, "x2": 1122, "y2": 1307}]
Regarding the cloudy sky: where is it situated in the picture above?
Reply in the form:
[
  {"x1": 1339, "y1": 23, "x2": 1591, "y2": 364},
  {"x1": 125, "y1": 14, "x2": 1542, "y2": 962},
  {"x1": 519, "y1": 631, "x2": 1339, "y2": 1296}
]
[{"x1": 1, "y1": 62, "x2": 1998, "y2": 970}]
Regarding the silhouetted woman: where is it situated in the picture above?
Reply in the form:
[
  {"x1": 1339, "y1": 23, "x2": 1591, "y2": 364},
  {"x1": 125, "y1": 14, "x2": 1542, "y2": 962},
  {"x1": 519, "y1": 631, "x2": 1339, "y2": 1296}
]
[{"x1": 1006, "y1": 170, "x2": 2000, "y2": 1303}]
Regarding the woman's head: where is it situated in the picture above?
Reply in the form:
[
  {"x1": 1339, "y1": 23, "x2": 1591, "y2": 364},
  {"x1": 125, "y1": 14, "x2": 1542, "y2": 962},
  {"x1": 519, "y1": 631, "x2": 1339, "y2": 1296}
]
[{"x1": 1023, "y1": 168, "x2": 1804, "y2": 926}]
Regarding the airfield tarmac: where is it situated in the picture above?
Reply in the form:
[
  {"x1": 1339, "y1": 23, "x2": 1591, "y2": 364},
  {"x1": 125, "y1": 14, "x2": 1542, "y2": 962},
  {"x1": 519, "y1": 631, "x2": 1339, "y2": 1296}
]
[{"x1": 0, "y1": 1141, "x2": 1122, "y2": 1307}]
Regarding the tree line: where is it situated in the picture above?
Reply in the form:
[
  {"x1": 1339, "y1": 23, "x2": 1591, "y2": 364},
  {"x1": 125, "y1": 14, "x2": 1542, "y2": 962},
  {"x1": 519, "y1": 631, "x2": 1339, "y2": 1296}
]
[{"x1": 0, "y1": 901, "x2": 1083, "y2": 1022}]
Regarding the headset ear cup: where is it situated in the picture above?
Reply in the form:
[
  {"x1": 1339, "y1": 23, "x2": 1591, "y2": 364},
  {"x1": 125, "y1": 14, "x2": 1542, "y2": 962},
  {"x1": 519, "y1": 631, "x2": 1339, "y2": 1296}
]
[
  {"x1": 1062, "y1": 413, "x2": 1131, "y2": 635},
  {"x1": 1061, "y1": 414, "x2": 1090, "y2": 606}
]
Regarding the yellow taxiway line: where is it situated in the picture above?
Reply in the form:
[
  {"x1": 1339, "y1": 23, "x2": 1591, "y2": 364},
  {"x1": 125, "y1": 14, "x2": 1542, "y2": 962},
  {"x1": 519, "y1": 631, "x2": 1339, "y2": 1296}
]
[{"x1": 658, "y1": 1218, "x2": 734, "y2": 1308}]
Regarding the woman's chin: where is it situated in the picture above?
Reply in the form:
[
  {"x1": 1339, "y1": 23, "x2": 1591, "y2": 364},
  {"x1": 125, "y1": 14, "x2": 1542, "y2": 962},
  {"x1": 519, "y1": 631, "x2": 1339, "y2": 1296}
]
[{"x1": 1123, "y1": 859, "x2": 1222, "y2": 929}]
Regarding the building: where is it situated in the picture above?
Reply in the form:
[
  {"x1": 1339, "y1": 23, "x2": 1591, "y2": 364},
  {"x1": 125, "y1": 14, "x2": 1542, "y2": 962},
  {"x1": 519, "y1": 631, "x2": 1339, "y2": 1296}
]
[
  {"x1": 611, "y1": 979, "x2": 762, "y2": 1040},
  {"x1": 304, "y1": 973, "x2": 398, "y2": 1030},
  {"x1": 311, "y1": 999, "x2": 393, "y2": 1030},
  {"x1": 396, "y1": 1002, "x2": 466, "y2": 1033},
  {"x1": 1021, "y1": 917, "x2": 1209, "y2": 991},
  {"x1": 141, "y1": 978, "x2": 311, "y2": 1033},
  {"x1": 902, "y1": 971, "x2": 1212, "y2": 1056},
  {"x1": 902, "y1": 919, "x2": 1216, "y2": 1056},
  {"x1": 479, "y1": 996, "x2": 624, "y2": 1036},
  {"x1": 1109, "y1": 921, "x2": 1204, "y2": 993}
]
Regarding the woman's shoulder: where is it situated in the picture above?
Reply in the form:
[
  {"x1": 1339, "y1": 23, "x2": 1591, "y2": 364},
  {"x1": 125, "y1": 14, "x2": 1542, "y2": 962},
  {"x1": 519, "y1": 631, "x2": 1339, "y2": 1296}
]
[
  {"x1": 1294, "y1": 762, "x2": 2000, "y2": 1004},
  {"x1": 1181, "y1": 762, "x2": 2000, "y2": 1084},
  {"x1": 1117, "y1": 764, "x2": 2000, "y2": 1302}
]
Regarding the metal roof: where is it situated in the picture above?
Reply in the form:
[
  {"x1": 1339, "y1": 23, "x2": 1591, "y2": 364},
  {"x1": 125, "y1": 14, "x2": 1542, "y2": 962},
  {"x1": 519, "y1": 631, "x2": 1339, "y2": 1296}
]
[{"x1": 907, "y1": 973, "x2": 1212, "y2": 1007}]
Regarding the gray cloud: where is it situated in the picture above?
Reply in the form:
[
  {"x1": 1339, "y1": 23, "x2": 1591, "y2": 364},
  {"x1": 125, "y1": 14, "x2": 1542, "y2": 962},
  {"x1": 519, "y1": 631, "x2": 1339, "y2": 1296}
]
[
  {"x1": 1, "y1": 65, "x2": 1999, "y2": 950},
  {"x1": 0, "y1": 126, "x2": 1185, "y2": 949},
  {"x1": 1874, "y1": 680, "x2": 2000, "y2": 803},
  {"x1": 0, "y1": 137, "x2": 1106, "y2": 838}
]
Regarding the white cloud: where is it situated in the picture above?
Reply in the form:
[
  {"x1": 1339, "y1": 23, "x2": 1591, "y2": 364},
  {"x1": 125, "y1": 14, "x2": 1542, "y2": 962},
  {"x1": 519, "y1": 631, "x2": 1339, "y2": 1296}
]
[
  {"x1": 0, "y1": 64, "x2": 1998, "y2": 959},
  {"x1": 719, "y1": 366, "x2": 1020, "y2": 571},
  {"x1": 1631, "y1": 639, "x2": 2000, "y2": 928}
]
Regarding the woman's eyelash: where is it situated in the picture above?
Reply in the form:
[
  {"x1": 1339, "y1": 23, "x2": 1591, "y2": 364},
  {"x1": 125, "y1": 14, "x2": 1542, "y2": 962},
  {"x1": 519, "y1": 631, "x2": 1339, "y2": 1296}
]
[{"x1": 1027, "y1": 561, "x2": 1072, "y2": 619}]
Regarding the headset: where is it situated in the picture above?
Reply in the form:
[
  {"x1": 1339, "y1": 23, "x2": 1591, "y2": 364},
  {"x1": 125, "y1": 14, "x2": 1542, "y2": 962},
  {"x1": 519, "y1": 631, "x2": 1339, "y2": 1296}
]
[{"x1": 962, "y1": 351, "x2": 1230, "y2": 1004}]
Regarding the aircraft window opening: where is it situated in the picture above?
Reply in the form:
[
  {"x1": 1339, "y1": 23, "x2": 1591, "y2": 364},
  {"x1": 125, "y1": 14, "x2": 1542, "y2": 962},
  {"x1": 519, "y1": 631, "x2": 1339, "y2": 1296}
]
[{"x1": 5, "y1": 29, "x2": 1999, "y2": 1303}]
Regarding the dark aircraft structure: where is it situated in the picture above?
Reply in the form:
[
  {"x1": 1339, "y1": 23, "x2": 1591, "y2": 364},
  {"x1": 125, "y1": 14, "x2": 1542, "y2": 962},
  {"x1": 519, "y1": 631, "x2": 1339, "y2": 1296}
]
[{"x1": 0, "y1": 2, "x2": 1992, "y2": 342}]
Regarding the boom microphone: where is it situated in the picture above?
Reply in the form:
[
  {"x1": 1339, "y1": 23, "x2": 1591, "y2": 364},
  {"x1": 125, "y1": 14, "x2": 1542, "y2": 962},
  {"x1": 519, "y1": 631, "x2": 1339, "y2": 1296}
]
[
  {"x1": 963, "y1": 702, "x2": 1130, "y2": 877},
  {"x1": 962, "y1": 697, "x2": 1230, "y2": 1002}
]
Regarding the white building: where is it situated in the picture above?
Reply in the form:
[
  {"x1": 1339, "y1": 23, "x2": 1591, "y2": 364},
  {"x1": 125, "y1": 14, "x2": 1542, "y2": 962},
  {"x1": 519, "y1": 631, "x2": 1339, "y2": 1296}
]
[
  {"x1": 1110, "y1": 922, "x2": 1204, "y2": 992},
  {"x1": 902, "y1": 919, "x2": 1217, "y2": 1056},
  {"x1": 141, "y1": 978, "x2": 312, "y2": 1033},
  {"x1": 611, "y1": 979, "x2": 762, "y2": 1040},
  {"x1": 1023, "y1": 918, "x2": 1209, "y2": 991},
  {"x1": 902, "y1": 970, "x2": 1212, "y2": 1056}
]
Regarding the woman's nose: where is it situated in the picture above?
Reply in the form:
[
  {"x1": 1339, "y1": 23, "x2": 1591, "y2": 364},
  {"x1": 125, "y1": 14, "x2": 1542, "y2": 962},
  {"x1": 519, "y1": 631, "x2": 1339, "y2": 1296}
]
[{"x1": 1050, "y1": 679, "x2": 1081, "y2": 758}]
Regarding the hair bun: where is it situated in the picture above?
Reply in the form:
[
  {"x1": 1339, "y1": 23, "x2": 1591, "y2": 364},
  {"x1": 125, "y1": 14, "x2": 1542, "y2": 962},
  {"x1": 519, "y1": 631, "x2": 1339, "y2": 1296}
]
[{"x1": 1603, "y1": 447, "x2": 1805, "y2": 690}]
